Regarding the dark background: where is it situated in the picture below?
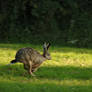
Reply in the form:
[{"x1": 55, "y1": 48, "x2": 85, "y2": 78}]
[{"x1": 0, "y1": 0, "x2": 92, "y2": 47}]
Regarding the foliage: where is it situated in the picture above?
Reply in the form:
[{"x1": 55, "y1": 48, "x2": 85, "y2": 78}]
[{"x1": 0, "y1": 0, "x2": 92, "y2": 47}]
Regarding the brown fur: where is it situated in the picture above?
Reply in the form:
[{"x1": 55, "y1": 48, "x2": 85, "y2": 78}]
[{"x1": 10, "y1": 43, "x2": 51, "y2": 76}]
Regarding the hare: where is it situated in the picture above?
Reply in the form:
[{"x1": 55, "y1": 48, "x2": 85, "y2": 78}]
[{"x1": 9, "y1": 43, "x2": 51, "y2": 76}]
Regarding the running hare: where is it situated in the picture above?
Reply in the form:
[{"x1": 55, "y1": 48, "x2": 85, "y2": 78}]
[{"x1": 9, "y1": 43, "x2": 51, "y2": 76}]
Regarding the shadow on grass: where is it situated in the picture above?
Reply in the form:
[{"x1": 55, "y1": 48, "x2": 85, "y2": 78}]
[
  {"x1": 0, "y1": 80, "x2": 92, "y2": 92},
  {"x1": 38, "y1": 66, "x2": 92, "y2": 80},
  {"x1": 0, "y1": 64, "x2": 92, "y2": 80},
  {"x1": 1, "y1": 65, "x2": 92, "y2": 92}
]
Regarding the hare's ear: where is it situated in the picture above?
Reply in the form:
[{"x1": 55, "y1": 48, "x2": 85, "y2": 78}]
[
  {"x1": 43, "y1": 42, "x2": 47, "y2": 49},
  {"x1": 43, "y1": 42, "x2": 47, "y2": 55},
  {"x1": 47, "y1": 43, "x2": 51, "y2": 50}
]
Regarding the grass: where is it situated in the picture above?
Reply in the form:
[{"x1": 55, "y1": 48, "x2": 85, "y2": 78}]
[{"x1": 0, "y1": 43, "x2": 92, "y2": 92}]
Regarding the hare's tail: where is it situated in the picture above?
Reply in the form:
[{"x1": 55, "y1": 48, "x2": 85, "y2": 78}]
[
  {"x1": 10, "y1": 59, "x2": 18, "y2": 64},
  {"x1": 7, "y1": 59, "x2": 18, "y2": 66}
]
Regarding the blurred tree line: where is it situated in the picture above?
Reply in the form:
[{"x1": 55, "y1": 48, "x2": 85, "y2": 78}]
[{"x1": 0, "y1": 0, "x2": 92, "y2": 47}]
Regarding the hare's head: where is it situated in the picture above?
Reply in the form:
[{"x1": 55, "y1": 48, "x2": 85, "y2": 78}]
[{"x1": 43, "y1": 43, "x2": 51, "y2": 60}]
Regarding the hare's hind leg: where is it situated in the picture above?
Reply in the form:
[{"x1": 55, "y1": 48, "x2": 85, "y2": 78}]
[
  {"x1": 24, "y1": 64, "x2": 29, "y2": 70},
  {"x1": 28, "y1": 61, "x2": 35, "y2": 76},
  {"x1": 22, "y1": 64, "x2": 29, "y2": 76}
]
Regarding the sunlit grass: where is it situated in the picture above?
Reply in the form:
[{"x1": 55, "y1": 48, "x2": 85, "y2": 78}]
[{"x1": 0, "y1": 43, "x2": 92, "y2": 92}]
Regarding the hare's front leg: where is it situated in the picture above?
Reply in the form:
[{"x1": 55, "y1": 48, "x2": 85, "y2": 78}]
[
  {"x1": 32, "y1": 64, "x2": 40, "y2": 72},
  {"x1": 32, "y1": 64, "x2": 41, "y2": 72},
  {"x1": 32, "y1": 67, "x2": 38, "y2": 72}
]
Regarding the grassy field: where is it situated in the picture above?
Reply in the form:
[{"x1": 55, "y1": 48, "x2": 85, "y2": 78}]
[{"x1": 0, "y1": 43, "x2": 92, "y2": 92}]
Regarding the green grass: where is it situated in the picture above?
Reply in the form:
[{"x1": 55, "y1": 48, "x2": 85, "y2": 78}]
[{"x1": 0, "y1": 43, "x2": 92, "y2": 92}]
